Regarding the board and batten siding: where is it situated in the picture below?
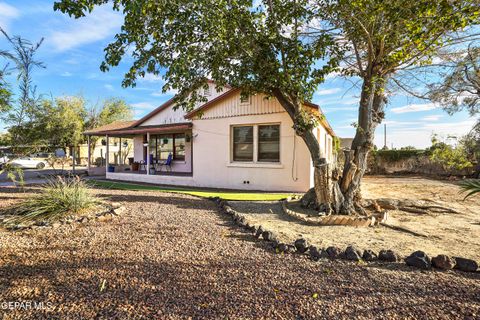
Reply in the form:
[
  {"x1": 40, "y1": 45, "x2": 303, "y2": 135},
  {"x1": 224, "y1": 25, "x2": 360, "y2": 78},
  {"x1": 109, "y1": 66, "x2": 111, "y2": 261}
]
[{"x1": 199, "y1": 93, "x2": 284, "y2": 119}]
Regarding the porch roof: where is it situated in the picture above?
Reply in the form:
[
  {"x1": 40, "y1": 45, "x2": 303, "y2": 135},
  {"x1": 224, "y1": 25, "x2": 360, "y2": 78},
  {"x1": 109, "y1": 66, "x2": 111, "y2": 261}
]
[{"x1": 84, "y1": 121, "x2": 192, "y2": 137}]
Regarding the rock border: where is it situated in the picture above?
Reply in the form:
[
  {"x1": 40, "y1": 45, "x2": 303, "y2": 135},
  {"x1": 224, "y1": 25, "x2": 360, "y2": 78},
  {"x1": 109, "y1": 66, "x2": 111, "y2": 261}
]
[{"x1": 212, "y1": 197, "x2": 478, "y2": 273}]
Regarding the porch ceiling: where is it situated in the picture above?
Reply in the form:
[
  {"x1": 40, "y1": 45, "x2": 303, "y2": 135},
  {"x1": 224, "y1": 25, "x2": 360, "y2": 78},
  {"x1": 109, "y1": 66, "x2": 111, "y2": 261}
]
[{"x1": 84, "y1": 122, "x2": 192, "y2": 137}]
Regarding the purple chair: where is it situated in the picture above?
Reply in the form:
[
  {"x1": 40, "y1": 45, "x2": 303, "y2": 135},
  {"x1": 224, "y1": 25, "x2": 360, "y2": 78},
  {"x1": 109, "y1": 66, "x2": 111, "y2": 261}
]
[{"x1": 157, "y1": 153, "x2": 173, "y2": 172}]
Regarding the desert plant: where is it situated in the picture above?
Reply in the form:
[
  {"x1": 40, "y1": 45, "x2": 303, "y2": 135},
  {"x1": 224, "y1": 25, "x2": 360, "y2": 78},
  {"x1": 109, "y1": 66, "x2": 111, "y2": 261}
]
[
  {"x1": 0, "y1": 161, "x2": 24, "y2": 186},
  {"x1": 459, "y1": 179, "x2": 480, "y2": 200},
  {"x1": 2, "y1": 175, "x2": 100, "y2": 227}
]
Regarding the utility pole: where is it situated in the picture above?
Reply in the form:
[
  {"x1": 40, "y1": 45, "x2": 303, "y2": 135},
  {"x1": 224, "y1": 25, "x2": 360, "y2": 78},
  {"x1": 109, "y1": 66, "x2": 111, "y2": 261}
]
[{"x1": 384, "y1": 124, "x2": 387, "y2": 149}]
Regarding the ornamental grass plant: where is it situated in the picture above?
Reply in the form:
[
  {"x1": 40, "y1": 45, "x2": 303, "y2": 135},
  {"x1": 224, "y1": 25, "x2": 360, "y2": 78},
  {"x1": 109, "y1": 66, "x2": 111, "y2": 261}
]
[{"x1": 2, "y1": 176, "x2": 101, "y2": 227}]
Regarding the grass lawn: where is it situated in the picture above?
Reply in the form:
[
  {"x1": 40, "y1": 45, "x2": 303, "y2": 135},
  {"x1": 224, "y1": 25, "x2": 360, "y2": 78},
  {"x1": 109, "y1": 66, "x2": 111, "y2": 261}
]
[{"x1": 88, "y1": 179, "x2": 296, "y2": 201}]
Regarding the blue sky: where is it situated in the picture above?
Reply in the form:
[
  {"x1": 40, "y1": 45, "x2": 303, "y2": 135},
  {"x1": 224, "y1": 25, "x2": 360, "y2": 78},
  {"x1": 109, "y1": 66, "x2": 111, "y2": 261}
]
[{"x1": 0, "y1": 0, "x2": 476, "y2": 148}]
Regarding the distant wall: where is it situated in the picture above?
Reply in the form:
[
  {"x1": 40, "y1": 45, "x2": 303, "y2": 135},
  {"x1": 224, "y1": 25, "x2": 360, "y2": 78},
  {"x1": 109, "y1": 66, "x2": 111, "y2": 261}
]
[{"x1": 367, "y1": 150, "x2": 474, "y2": 177}]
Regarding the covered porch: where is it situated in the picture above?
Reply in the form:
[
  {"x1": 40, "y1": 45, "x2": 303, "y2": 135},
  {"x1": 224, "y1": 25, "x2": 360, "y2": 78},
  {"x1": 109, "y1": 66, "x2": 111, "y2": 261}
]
[{"x1": 84, "y1": 122, "x2": 193, "y2": 180}]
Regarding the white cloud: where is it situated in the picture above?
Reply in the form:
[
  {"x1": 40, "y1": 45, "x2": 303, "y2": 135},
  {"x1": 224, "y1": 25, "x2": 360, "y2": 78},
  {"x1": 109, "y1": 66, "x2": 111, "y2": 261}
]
[
  {"x1": 374, "y1": 119, "x2": 475, "y2": 149},
  {"x1": 104, "y1": 84, "x2": 114, "y2": 91},
  {"x1": 49, "y1": 5, "x2": 123, "y2": 52},
  {"x1": 131, "y1": 102, "x2": 157, "y2": 110},
  {"x1": 421, "y1": 114, "x2": 443, "y2": 122},
  {"x1": 0, "y1": 2, "x2": 20, "y2": 32},
  {"x1": 322, "y1": 106, "x2": 357, "y2": 113},
  {"x1": 138, "y1": 73, "x2": 164, "y2": 82},
  {"x1": 390, "y1": 103, "x2": 437, "y2": 114},
  {"x1": 61, "y1": 71, "x2": 73, "y2": 77},
  {"x1": 315, "y1": 88, "x2": 341, "y2": 96},
  {"x1": 151, "y1": 88, "x2": 177, "y2": 97},
  {"x1": 132, "y1": 102, "x2": 158, "y2": 118},
  {"x1": 325, "y1": 71, "x2": 341, "y2": 80}
]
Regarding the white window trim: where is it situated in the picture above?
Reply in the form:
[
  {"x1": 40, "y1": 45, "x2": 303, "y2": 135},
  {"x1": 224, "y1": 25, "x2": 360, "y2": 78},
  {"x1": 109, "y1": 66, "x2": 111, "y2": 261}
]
[
  {"x1": 239, "y1": 95, "x2": 251, "y2": 105},
  {"x1": 230, "y1": 123, "x2": 281, "y2": 165},
  {"x1": 204, "y1": 86, "x2": 211, "y2": 96}
]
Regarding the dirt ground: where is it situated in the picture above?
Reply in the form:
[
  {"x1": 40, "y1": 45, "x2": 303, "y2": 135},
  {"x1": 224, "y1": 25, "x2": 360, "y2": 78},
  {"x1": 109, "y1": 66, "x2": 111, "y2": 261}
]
[
  {"x1": 231, "y1": 175, "x2": 480, "y2": 261},
  {"x1": 0, "y1": 185, "x2": 479, "y2": 318}
]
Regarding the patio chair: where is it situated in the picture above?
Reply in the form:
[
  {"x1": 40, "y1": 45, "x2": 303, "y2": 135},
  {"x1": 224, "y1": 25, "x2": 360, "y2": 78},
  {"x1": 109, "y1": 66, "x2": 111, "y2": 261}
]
[
  {"x1": 139, "y1": 160, "x2": 147, "y2": 172},
  {"x1": 156, "y1": 153, "x2": 173, "y2": 172}
]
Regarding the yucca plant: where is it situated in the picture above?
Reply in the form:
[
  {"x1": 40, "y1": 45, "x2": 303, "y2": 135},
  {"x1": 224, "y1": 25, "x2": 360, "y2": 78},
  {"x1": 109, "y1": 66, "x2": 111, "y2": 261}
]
[
  {"x1": 459, "y1": 179, "x2": 480, "y2": 200},
  {"x1": 0, "y1": 162, "x2": 24, "y2": 187},
  {"x1": 2, "y1": 176, "x2": 101, "y2": 227}
]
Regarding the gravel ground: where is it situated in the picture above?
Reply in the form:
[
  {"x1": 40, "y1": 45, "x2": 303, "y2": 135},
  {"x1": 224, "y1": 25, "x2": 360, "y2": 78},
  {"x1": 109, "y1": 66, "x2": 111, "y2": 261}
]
[
  {"x1": 230, "y1": 176, "x2": 480, "y2": 261},
  {"x1": 0, "y1": 187, "x2": 479, "y2": 319}
]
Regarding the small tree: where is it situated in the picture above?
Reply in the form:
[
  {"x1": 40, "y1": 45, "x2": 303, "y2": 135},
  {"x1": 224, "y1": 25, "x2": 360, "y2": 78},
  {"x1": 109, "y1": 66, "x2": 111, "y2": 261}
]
[
  {"x1": 0, "y1": 28, "x2": 45, "y2": 153},
  {"x1": 39, "y1": 96, "x2": 87, "y2": 156},
  {"x1": 84, "y1": 98, "x2": 133, "y2": 164},
  {"x1": 428, "y1": 135, "x2": 473, "y2": 171}
]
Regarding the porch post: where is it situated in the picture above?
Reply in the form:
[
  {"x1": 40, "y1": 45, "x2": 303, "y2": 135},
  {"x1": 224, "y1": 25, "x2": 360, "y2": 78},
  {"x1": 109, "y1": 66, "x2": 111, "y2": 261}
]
[
  {"x1": 105, "y1": 134, "x2": 109, "y2": 172},
  {"x1": 119, "y1": 137, "x2": 122, "y2": 165},
  {"x1": 87, "y1": 135, "x2": 91, "y2": 172},
  {"x1": 146, "y1": 132, "x2": 150, "y2": 175}
]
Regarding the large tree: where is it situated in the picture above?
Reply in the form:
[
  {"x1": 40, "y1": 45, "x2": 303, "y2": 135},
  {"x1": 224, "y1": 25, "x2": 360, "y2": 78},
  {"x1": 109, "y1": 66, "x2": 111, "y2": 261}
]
[
  {"x1": 317, "y1": 0, "x2": 479, "y2": 212},
  {"x1": 54, "y1": 0, "x2": 479, "y2": 214}
]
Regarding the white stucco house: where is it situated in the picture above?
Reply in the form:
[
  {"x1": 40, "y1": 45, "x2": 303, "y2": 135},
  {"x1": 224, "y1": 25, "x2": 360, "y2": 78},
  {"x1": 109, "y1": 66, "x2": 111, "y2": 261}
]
[{"x1": 84, "y1": 82, "x2": 335, "y2": 192}]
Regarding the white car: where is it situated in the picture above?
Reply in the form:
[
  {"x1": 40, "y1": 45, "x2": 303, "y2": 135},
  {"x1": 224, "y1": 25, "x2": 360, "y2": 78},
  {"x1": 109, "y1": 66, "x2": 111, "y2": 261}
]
[{"x1": 10, "y1": 157, "x2": 46, "y2": 169}]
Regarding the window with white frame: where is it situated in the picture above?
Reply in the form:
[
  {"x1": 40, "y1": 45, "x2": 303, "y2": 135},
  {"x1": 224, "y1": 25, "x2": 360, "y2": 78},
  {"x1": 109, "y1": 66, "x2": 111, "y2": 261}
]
[
  {"x1": 239, "y1": 94, "x2": 251, "y2": 105},
  {"x1": 258, "y1": 124, "x2": 280, "y2": 162},
  {"x1": 232, "y1": 126, "x2": 254, "y2": 161},
  {"x1": 232, "y1": 124, "x2": 280, "y2": 163},
  {"x1": 203, "y1": 86, "x2": 211, "y2": 96}
]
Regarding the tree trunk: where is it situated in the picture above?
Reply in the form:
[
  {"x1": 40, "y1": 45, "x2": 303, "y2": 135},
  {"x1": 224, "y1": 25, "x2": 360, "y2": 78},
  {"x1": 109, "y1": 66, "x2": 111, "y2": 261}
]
[
  {"x1": 273, "y1": 78, "x2": 386, "y2": 215},
  {"x1": 338, "y1": 76, "x2": 387, "y2": 213}
]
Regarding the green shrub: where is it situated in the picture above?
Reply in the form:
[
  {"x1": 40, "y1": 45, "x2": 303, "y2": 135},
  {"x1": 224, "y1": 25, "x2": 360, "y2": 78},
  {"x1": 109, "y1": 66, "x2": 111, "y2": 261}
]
[{"x1": 2, "y1": 176, "x2": 101, "y2": 227}]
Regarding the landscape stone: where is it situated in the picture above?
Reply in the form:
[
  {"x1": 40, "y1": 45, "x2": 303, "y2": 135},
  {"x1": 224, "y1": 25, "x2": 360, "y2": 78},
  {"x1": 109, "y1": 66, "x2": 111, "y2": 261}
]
[
  {"x1": 431, "y1": 255, "x2": 455, "y2": 270},
  {"x1": 378, "y1": 249, "x2": 399, "y2": 262},
  {"x1": 262, "y1": 231, "x2": 277, "y2": 242},
  {"x1": 362, "y1": 250, "x2": 378, "y2": 261},
  {"x1": 309, "y1": 246, "x2": 321, "y2": 261},
  {"x1": 454, "y1": 257, "x2": 478, "y2": 272},
  {"x1": 345, "y1": 246, "x2": 362, "y2": 261},
  {"x1": 255, "y1": 227, "x2": 264, "y2": 238},
  {"x1": 277, "y1": 243, "x2": 296, "y2": 254},
  {"x1": 326, "y1": 246, "x2": 342, "y2": 259},
  {"x1": 294, "y1": 238, "x2": 309, "y2": 253},
  {"x1": 405, "y1": 251, "x2": 431, "y2": 270}
]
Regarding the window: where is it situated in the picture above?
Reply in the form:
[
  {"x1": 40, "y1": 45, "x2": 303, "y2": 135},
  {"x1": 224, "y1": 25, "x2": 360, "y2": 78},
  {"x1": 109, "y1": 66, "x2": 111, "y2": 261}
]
[
  {"x1": 150, "y1": 134, "x2": 186, "y2": 161},
  {"x1": 240, "y1": 94, "x2": 250, "y2": 105},
  {"x1": 258, "y1": 125, "x2": 280, "y2": 162},
  {"x1": 174, "y1": 134, "x2": 186, "y2": 160},
  {"x1": 204, "y1": 86, "x2": 211, "y2": 96},
  {"x1": 232, "y1": 124, "x2": 281, "y2": 163},
  {"x1": 233, "y1": 126, "x2": 254, "y2": 161}
]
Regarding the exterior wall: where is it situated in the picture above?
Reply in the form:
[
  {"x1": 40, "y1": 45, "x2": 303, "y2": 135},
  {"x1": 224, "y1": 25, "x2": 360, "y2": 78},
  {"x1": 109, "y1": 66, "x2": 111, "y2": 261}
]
[
  {"x1": 111, "y1": 89, "x2": 335, "y2": 192},
  {"x1": 139, "y1": 82, "x2": 227, "y2": 126},
  {"x1": 107, "y1": 172, "x2": 194, "y2": 186},
  {"x1": 133, "y1": 136, "x2": 144, "y2": 162},
  {"x1": 192, "y1": 112, "x2": 313, "y2": 192}
]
